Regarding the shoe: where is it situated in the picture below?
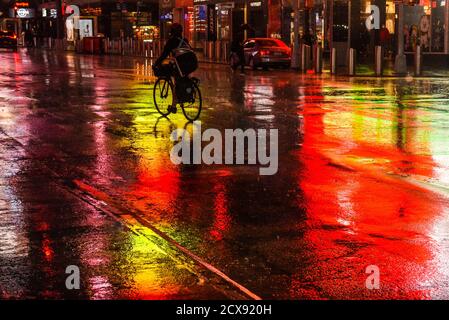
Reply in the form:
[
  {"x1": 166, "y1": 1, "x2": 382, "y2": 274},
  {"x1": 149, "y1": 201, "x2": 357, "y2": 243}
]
[{"x1": 168, "y1": 105, "x2": 177, "y2": 114}]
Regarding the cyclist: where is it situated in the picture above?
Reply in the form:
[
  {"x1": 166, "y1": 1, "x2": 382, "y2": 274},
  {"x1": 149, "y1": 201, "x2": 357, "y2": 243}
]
[{"x1": 153, "y1": 23, "x2": 190, "y2": 113}]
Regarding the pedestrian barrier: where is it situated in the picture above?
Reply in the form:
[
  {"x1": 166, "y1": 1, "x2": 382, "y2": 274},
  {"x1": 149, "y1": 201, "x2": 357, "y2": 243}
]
[
  {"x1": 207, "y1": 41, "x2": 215, "y2": 60},
  {"x1": 348, "y1": 48, "x2": 356, "y2": 76},
  {"x1": 331, "y1": 47, "x2": 337, "y2": 74},
  {"x1": 36, "y1": 37, "x2": 232, "y2": 64},
  {"x1": 374, "y1": 46, "x2": 383, "y2": 76},
  {"x1": 314, "y1": 45, "x2": 323, "y2": 74},
  {"x1": 301, "y1": 44, "x2": 311, "y2": 72},
  {"x1": 414, "y1": 45, "x2": 422, "y2": 76},
  {"x1": 203, "y1": 41, "x2": 208, "y2": 58}
]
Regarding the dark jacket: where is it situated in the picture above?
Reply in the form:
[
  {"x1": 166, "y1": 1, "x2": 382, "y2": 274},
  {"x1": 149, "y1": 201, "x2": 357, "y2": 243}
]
[{"x1": 154, "y1": 37, "x2": 190, "y2": 66}]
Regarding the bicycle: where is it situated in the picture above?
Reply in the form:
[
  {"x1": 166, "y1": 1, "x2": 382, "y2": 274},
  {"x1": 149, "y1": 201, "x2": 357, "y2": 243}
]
[{"x1": 153, "y1": 62, "x2": 202, "y2": 122}]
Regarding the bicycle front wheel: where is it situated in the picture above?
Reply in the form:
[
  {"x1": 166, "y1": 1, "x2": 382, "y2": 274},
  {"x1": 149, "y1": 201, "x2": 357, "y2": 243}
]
[
  {"x1": 153, "y1": 77, "x2": 174, "y2": 117},
  {"x1": 181, "y1": 82, "x2": 202, "y2": 122}
]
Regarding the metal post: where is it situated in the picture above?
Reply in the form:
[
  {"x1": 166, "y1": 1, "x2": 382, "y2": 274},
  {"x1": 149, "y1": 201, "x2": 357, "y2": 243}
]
[
  {"x1": 395, "y1": 3, "x2": 407, "y2": 74},
  {"x1": 215, "y1": 40, "x2": 221, "y2": 62},
  {"x1": 301, "y1": 44, "x2": 311, "y2": 72},
  {"x1": 223, "y1": 42, "x2": 229, "y2": 62},
  {"x1": 315, "y1": 45, "x2": 323, "y2": 74},
  {"x1": 331, "y1": 47, "x2": 337, "y2": 74},
  {"x1": 301, "y1": 44, "x2": 305, "y2": 71},
  {"x1": 56, "y1": 0, "x2": 63, "y2": 40},
  {"x1": 414, "y1": 45, "x2": 422, "y2": 76},
  {"x1": 120, "y1": 31, "x2": 124, "y2": 55},
  {"x1": 291, "y1": 0, "x2": 300, "y2": 68},
  {"x1": 348, "y1": 48, "x2": 356, "y2": 76},
  {"x1": 208, "y1": 41, "x2": 214, "y2": 60},
  {"x1": 375, "y1": 45, "x2": 383, "y2": 76}
]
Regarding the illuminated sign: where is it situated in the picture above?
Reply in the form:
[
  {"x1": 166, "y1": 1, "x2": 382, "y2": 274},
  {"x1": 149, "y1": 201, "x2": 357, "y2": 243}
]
[
  {"x1": 17, "y1": 8, "x2": 29, "y2": 17},
  {"x1": 250, "y1": 1, "x2": 262, "y2": 6},
  {"x1": 16, "y1": 8, "x2": 35, "y2": 18},
  {"x1": 15, "y1": 2, "x2": 30, "y2": 8},
  {"x1": 42, "y1": 8, "x2": 57, "y2": 18},
  {"x1": 160, "y1": 12, "x2": 172, "y2": 20}
]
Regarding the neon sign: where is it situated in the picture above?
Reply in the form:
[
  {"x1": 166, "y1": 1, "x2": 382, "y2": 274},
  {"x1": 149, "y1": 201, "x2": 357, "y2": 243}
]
[{"x1": 15, "y1": 2, "x2": 30, "y2": 7}]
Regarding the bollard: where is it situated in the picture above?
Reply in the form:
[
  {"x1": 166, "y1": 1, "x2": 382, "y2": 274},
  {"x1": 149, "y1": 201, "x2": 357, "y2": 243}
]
[
  {"x1": 348, "y1": 48, "x2": 356, "y2": 76},
  {"x1": 314, "y1": 45, "x2": 323, "y2": 74},
  {"x1": 414, "y1": 45, "x2": 422, "y2": 76},
  {"x1": 305, "y1": 45, "x2": 311, "y2": 71},
  {"x1": 301, "y1": 44, "x2": 311, "y2": 72},
  {"x1": 210, "y1": 41, "x2": 216, "y2": 60},
  {"x1": 215, "y1": 41, "x2": 221, "y2": 62},
  {"x1": 374, "y1": 45, "x2": 383, "y2": 76},
  {"x1": 301, "y1": 44, "x2": 306, "y2": 71},
  {"x1": 205, "y1": 41, "x2": 211, "y2": 60},
  {"x1": 331, "y1": 47, "x2": 337, "y2": 74},
  {"x1": 223, "y1": 42, "x2": 229, "y2": 62}
]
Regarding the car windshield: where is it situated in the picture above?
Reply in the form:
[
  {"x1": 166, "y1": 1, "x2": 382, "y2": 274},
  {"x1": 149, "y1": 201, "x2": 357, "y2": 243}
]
[{"x1": 256, "y1": 39, "x2": 281, "y2": 47}]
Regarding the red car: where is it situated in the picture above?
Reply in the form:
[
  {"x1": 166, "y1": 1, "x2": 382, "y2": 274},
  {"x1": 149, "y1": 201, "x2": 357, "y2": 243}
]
[
  {"x1": 0, "y1": 30, "x2": 18, "y2": 51},
  {"x1": 243, "y1": 38, "x2": 291, "y2": 70}
]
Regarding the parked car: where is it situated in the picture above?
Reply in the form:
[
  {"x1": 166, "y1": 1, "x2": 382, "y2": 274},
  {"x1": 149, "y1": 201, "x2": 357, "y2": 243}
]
[
  {"x1": 0, "y1": 30, "x2": 18, "y2": 51},
  {"x1": 243, "y1": 38, "x2": 291, "y2": 70}
]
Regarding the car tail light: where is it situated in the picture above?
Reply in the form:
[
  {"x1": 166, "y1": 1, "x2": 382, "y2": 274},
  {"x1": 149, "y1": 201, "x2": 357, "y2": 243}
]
[{"x1": 259, "y1": 50, "x2": 270, "y2": 56}]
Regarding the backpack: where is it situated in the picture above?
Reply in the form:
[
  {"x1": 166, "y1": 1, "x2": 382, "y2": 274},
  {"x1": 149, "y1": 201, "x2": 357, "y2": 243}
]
[
  {"x1": 175, "y1": 76, "x2": 196, "y2": 103},
  {"x1": 172, "y1": 38, "x2": 198, "y2": 77}
]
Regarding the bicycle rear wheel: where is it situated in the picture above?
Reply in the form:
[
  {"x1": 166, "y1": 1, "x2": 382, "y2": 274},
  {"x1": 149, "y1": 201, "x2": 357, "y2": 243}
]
[
  {"x1": 181, "y1": 82, "x2": 202, "y2": 122},
  {"x1": 153, "y1": 77, "x2": 174, "y2": 117}
]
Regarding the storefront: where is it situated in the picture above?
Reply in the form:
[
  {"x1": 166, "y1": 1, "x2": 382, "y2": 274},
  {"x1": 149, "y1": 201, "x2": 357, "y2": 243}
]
[
  {"x1": 193, "y1": 0, "x2": 207, "y2": 46},
  {"x1": 323, "y1": 0, "x2": 449, "y2": 58},
  {"x1": 402, "y1": 0, "x2": 447, "y2": 53},
  {"x1": 216, "y1": 2, "x2": 233, "y2": 41},
  {"x1": 160, "y1": 0, "x2": 174, "y2": 39},
  {"x1": 3, "y1": 0, "x2": 38, "y2": 44},
  {"x1": 109, "y1": 1, "x2": 159, "y2": 38},
  {"x1": 161, "y1": 0, "x2": 287, "y2": 46},
  {"x1": 173, "y1": 0, "x2": 194, "y2": 42},
  {"x1": 60, "y1": 1, "x2": 160, "y2": 39},
  {"x1": 38, "y1": 1, "x2": 58, "y2": 39}
]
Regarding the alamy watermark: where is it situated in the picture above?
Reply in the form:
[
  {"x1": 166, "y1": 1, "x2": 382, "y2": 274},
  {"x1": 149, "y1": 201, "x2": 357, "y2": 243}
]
[
  {"x1": 169, "y1": 121, "x2": 279, "y2": 175},
  {"x1": 365, "y1": 265, "x2": 380, "y2": 290},
  {"x1": 65, "y1": 265, "x2": 80, "y2": 290},
  {"x1": 365, "y1": 5, "x2": 380, "y2": 31}
]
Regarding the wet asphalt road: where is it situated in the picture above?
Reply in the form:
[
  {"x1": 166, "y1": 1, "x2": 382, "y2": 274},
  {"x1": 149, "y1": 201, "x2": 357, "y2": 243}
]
[{"x1": 1, "y1": 49, "x2": 449, "y2": 299}]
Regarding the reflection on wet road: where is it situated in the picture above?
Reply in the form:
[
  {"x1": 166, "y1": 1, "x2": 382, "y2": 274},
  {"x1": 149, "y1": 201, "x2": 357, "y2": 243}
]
[{"x1": 1, "y1": 50, "x2": 449, "y2": 299}]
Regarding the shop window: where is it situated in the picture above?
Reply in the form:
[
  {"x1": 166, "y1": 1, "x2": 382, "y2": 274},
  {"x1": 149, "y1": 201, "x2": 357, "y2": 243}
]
[
  {"x1": 404, "y1": 0, "x2": 446, "y2": 53},
  {"x1": 194, "y1": 5, "x2": 207, "y2": 42}
]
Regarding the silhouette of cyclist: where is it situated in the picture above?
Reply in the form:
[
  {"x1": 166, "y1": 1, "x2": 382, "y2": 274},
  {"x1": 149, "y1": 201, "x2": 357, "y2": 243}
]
[
  {"x1": 154, "y1": 23, "x2": 190, "y2": 73},
  {"x1": 153, "y1": 23, "x2": 192, "y2": 113}
]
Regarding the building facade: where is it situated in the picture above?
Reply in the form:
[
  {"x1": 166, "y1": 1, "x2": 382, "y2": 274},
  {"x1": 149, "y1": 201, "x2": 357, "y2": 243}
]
[{"x1": 159, "y1": 0, "x2": 293, "y2": 49}]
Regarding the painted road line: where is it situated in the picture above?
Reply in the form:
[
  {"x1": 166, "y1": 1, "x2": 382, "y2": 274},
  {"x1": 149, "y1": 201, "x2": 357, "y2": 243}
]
[{"x1": 71, "y1": 179, "x2": 262, "y2": 301}]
